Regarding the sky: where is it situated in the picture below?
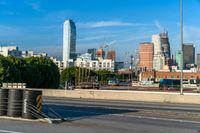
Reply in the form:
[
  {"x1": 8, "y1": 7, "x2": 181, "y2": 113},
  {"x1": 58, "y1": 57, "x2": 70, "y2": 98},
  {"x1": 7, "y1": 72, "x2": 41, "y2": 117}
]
[{"x1": 0, "y1": 0, "x2": 200, "y2": 60}]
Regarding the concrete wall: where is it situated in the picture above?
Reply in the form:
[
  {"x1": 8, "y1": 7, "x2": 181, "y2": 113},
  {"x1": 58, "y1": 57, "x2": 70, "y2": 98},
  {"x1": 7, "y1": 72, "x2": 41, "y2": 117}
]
[{"x1": 43, "y1": 89, "x2": 200, "y2": 104}]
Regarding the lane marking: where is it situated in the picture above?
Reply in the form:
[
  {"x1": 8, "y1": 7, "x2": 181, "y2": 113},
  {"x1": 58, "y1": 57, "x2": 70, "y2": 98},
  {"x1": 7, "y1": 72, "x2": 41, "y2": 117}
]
[
  {"x1": 0, "y1": 129, "x2": 25, "y2": 133},
  {"x1": 110, "y1": 114, "x2": 200, "y2": 124}
]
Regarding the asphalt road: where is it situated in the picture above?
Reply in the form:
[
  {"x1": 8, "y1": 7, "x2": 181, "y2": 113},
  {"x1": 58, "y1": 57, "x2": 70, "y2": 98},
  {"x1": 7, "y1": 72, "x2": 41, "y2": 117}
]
[
  {"x1": 44, "y1": 97, "x2": 200, "y2": 113},
  {"x1": 1, "y1": 97, "x2": 200, "y2": 133}
]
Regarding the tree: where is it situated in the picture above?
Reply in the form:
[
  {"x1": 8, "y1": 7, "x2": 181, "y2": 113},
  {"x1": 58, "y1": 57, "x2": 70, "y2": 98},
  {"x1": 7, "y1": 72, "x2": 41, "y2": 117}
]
[
  {"x1": 0, "y1": 56, "x2": 22, "y2": 84},
  {"x1": 22, "y1": 57, "x2": 60, "y2": 88},
  {"x1": 21, "y1": 63, "x2": 43, "y2": 88},
  {"x1": 60, "y1": 67, "x2": 77, "y2": 86},
  {"x1": 0, "y1": 56, "x2": 59, "y2": 88},
  {"x1": 96, "y1": 70, "x2": 114, "y2": 82}
]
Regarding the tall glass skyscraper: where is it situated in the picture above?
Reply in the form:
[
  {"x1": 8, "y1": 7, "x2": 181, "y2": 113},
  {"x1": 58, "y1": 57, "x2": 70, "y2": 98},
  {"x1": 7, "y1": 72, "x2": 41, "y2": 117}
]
[{"x1": 63, "y1": 20, "x2": 76, "y2": 62}]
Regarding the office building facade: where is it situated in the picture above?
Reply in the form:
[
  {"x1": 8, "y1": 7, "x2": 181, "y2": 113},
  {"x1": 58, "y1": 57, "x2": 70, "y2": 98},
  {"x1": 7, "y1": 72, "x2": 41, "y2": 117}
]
[
  {"x1": 183, "y1": 44, "x2": 195, "y2": 69},
  {"x1": 63, "y1": 20, "x2": 76, "y2": 63},
  {"x1": 87, "y1": 48, "x2": 97, "y2": 60},
  {"x1": 152, "y1": 34, "x2": 165, "y2": 70},
  {"x1": 197, "y1": 54, "x2": 200, "y2": 70},
  {"x1": 175, "y1": 51, "x2": 183, "y2": 70}
]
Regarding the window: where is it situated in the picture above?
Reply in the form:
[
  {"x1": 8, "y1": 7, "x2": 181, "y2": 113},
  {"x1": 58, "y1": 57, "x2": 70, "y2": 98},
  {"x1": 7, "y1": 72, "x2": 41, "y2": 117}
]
[{"x1": 103, "y1": 62, "x2": 106, "y2": 67}]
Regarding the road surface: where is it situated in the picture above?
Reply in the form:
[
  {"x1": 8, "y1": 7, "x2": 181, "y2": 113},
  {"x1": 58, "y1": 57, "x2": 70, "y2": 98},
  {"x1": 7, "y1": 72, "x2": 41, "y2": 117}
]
[{"x1": 0, "y1": 97, "x2": 200, "y2": 133}]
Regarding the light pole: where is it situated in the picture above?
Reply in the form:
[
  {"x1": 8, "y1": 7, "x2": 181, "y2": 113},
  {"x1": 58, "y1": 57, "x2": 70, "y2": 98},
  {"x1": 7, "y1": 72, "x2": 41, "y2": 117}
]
[{"x1": 180, "y1": 0, "x2": 184, "y2": 95}]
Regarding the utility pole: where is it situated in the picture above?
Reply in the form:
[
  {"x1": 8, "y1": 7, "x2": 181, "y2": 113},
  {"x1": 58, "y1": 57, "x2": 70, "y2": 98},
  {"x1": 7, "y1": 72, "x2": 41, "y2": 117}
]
[
  {"x1": 75, "y1": 67, "x2": 78, "y2": 87},
  {"x1": 85, "y1": 68, "x2": 87, "y2": 82},
  {"x1": 180, "y1": 0, "x2": 184, "y2": 95},
  {"x1": 78, "y1": 67, "x2": 81, "y2": 86},
  {"x1": 81, "y1": 68, "x2": 84, "y2": 82}
]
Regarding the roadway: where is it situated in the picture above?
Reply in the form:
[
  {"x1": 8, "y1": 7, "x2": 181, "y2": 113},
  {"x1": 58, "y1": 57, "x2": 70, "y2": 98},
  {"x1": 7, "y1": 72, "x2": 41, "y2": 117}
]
[{"x1": 1, "y1": 97, "x2": 200, "y2": 133}]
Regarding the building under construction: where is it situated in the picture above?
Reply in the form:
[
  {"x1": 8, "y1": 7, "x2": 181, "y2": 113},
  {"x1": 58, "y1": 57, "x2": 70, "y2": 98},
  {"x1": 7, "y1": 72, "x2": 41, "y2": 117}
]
[
  {"x1": 107, "y1": 50, "x2": 116, "y2": 61},
  {"x1": 96, "y1": 48, "x2": 105, "y2": 60},
  {"x1": 160, "y1": 31, "x2": 171, "y2": 66}
]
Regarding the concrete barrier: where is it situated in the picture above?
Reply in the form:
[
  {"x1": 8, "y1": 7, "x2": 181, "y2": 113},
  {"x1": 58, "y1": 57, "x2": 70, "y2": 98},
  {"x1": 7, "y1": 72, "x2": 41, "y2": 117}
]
[{"x1": 43, "y1": 89, "x2": 200, "y2": 104}]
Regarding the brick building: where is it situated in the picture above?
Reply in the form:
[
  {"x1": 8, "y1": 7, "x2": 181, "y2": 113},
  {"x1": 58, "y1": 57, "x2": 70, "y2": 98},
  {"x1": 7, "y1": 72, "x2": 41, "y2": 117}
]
[
  {"x1": 139, "y1": 42, "x2": 154, "y2": 71},
  {"x1": 140, "y1": 71, "x2": 200, "y2": 82}
]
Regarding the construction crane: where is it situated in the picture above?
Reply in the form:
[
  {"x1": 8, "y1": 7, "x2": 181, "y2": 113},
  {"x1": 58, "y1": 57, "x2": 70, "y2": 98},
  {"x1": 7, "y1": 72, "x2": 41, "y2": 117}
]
[{"x1": 100, "y1": 40, "x2": 116, "y2": 50}]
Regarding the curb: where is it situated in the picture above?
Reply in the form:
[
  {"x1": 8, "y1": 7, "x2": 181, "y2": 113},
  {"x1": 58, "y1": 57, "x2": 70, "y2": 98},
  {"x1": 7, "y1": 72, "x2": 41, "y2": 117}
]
[{"x1": 0, "y1": 116, "x2": 54, "y2": 124}]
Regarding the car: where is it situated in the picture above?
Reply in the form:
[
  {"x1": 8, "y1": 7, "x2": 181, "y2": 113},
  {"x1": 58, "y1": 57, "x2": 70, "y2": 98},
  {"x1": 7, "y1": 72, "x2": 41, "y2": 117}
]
[{"x1": 108, "y1": 79, "x2": 119, "y2": 86}]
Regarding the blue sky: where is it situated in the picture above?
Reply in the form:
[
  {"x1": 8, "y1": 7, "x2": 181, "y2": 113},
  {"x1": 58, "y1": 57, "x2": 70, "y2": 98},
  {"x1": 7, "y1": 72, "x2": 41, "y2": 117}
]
[{"x1": 0, "y1": 0, "x2": 200, "y2": 60}]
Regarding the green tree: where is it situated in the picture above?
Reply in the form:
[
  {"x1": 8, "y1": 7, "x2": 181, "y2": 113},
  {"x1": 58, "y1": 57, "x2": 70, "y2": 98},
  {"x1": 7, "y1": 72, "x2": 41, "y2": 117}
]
[
  {"x1": 60, "y1": 67, "x2": 77, "y2": 86},
  {"x1": 22, "y1": 57, "x2": 60, "y2": 88},
  {"x1": 0, "y1": 56, "x2": 22, "y2": 84},
  {"x1": 21, "y1": 63, "x2": 42, "y2": 88},
  {"x1": 0, "y1": 56, "x2": 59, "y2": 88},
  {"x1": 96, "y1": 70, "x2": 114, "y2": 82}
]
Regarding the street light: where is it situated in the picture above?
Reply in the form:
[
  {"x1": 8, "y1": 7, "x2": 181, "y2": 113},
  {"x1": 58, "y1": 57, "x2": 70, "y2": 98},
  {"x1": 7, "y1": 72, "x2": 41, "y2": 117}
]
[{"x1": 180, "y1": 0, "x2": 184, "y2": 95}]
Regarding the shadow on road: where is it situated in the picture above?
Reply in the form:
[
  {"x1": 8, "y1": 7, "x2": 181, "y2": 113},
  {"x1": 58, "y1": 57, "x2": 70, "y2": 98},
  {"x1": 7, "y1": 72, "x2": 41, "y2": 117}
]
[{"x1": 42, "y1": 104, "x2": 137, "y2": 122}]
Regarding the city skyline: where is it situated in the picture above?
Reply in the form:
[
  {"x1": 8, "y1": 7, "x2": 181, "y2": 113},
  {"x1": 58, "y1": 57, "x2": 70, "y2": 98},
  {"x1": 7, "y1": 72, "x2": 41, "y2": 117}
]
[{"x1": 0, "y1": 0, "x2": 200, "y2": 60}]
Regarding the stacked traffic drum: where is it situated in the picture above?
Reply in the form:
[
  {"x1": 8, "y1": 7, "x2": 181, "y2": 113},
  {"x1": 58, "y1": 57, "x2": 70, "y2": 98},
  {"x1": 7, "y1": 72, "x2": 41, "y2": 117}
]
[
  {"x1": 0, "y1": 88, "x2": 42, "y2": 119},
  {"x1": 0, "y1": 89, "x2": 8, "y2": 116},
  {"x1": 22, "y1": 89, "x2": 42, "y2": 119},
  {"x1": 7, "y1": 89, "x2": 23, "y2": 117}
]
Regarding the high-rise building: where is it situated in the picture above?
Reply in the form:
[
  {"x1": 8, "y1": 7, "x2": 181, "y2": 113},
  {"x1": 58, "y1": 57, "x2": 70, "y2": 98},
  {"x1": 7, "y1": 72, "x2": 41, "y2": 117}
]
[
  {"x1": 152, "y1": 34, "x2": 165, "y2": 70},
  {"x1": 197, "y1": 54, "x2": 200, "y2": 70},
  {"x1": 107, "y1": 50, "x2": 116, "y2": 61},
  {"x1": 87, "y1": 48, "x2": 97, "y2": 60},
  {"x1": 139, "y1": 42, "x2": 154, "y2": 71},
  {"x1": 63, "y1": 19, "x2": 76, "y2": 63},
  {"x1": 160, "y1": 31, "x2": 171, "y2": 65},
  {"x1": 183, "y1": 44, "x2": 195, "y2": 68},
  {"x1": 152, "y1": 35, "x2": 162, "y2": 55},
  {"x1": 96, "y1": 48, "x2": 105, "y2": 60},
  {"x1": 175, "y1": 51, "x2": 183, "y2": 70}
]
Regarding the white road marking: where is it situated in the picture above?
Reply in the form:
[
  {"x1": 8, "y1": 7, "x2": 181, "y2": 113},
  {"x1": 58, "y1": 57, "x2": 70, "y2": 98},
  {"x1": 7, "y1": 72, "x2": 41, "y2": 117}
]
[
  {"x1": 0, "y1": 130, "x2": 25, "y2": 133},
  {"x1": 109, "y1": 114, "x2": 200, "y2": 124}
]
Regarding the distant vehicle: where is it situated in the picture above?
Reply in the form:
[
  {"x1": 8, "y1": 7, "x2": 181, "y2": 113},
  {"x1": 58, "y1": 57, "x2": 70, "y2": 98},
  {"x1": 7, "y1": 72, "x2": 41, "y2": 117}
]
[
  {"x1": 140, "y1": 80, "x2": 154, "y2": 86},
  {"x1": 159, "y1": 79, "x2": 180, "y2": 90},
  {"x1": 108, "y1": 79, "x2": 119, "y2": 86},
  {"x1": 79, "y1": 82, "x2": 100, "y2": 89},
  {"x1": 118, "y1": 82, "x2": 130, "y2": 86}
]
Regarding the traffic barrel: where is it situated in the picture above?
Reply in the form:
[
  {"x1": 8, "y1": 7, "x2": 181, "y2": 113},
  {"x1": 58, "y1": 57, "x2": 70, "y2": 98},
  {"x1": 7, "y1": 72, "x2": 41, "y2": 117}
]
[
  {"x1": 7, "y1": 89, "x2": 23, "y2": 117},
  {"x1": 22, "y1": 89, "x2": 42, "y2": 119},
  {"x1": 0, "y1": 89, "x2": 8, "y2": 116}
]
